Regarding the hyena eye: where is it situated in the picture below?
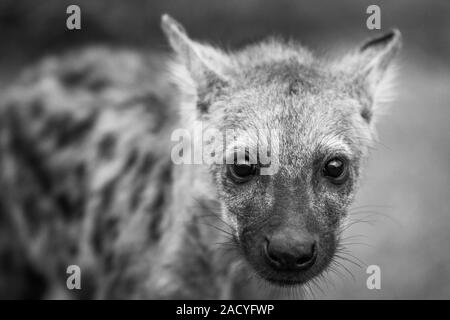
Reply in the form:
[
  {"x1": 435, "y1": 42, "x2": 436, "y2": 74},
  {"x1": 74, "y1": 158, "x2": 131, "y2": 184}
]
[
  {"x1": 323, "y1": 157, "x2": 348, "y2": 184},
  {"x1": 227, "y1": 162, "x2": 257, "y2": 183}
]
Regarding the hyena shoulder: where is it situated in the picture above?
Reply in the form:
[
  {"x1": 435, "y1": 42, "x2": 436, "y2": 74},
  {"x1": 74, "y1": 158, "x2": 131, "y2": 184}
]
[{"x1": 0, "y1": 47, "x2": 178, "y2": 298}]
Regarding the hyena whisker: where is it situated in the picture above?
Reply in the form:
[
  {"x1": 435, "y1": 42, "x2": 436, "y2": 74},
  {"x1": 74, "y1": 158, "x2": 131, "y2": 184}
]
[
  {"x1": 350, "y1": 204, "x2": 393, "y2": 210},
  {"x1": 331, "y1": 258, "x2": 356, "y2": 282},
  {"x1": 301, "y1": 286, "x2": 311, "y2": 300},
  {"x1": 318, "y1": 270, "x2": 337, "y2": 291},
  {"x1": 339, "y1": 240, "x2": 373, "y2": 248},
  {"x1": 339, "y1": 234, "x2": 369, "y2": 244},
  {"x1": 196, "y1": 213, "x2": 237, "y2": 234},
  {"x1": 340, "y1": 233, "x2": 369, "y2": 239},
  {"x1": 310, "y1": 277, "x2": 326, "y2": 298},
  {"x1": 290, "y1": 285, "x2": 305, "y2": 300},
  {"x1": 346, "y1": 216, "x2": 378, "y2": 226},
  {"x1": 347, "y1": 212, "x2": 382, "y2": 219},
  {"x1": 349, "y1": 210, "x2": 400, "y2": 226},
  {"x1": 215, "y1": 240, "x2": 238, "y2": 247},
  {"x1": 348, "y1": 204, "x2": 394, "y2": 214},
  {"x1": 304, "y1": 282, "x2": 317, "y2": 300},
  {"x1": 334, "y1": 254, "x2": 363, "y2": 269},
  {"x1": 325, "y1": 263, "x2": 348, "y2": 284},
  {"x1": 190, "y1": 197, "x2": 238, "y2": 232},
  {"x1": 335, "y1": 249, "x2": 368, "y2": 267},
  {"x1": 296, "y1": 286, "x2": 306, "y2": 300},
  {"x1": 252, "y1": 270, "x2": 274, "y2": 294},
  {"x1": 329, "y1": 262, "x2": 354, "y2": 283},
  {"x1": 338, "y1": 218, "x2": 376, "y2": 235},
  {"x1": 197, "y1": 221, "x2": 236, "y2": 238},
  {"x1": 214, "y1": 244, "x2": 239, "y2": 254}
]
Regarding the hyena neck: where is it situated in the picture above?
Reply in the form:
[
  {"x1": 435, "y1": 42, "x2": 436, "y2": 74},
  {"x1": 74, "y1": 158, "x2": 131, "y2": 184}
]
[
  {"x1": 151, "y1": 162, "x2": 241, "y2": 298},
  {"x1": 150, "y1": 68, "x2": 243, "y2": 298}
]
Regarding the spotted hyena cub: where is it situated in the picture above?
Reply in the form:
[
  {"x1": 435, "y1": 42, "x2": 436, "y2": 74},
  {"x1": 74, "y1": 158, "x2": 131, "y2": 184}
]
[{"x1": 0, "y1": 15, "x2": 400, "y2": 299}]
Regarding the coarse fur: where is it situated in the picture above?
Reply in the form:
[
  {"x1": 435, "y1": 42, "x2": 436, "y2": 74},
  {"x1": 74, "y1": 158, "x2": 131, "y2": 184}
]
[{"x1": 0, "y1": 15, "x2": 401, "y2": 299}]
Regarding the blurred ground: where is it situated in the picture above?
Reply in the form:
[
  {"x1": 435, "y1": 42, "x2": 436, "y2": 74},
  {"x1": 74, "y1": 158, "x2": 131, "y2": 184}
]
[{"x1": 0, "y1": 0, "x2": 449, "y2": 299}]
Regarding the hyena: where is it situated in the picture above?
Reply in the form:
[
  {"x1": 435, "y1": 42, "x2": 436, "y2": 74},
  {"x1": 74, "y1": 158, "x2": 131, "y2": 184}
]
[{"x1": 0, "y1": 15, "x2": 401, "y2": 299}]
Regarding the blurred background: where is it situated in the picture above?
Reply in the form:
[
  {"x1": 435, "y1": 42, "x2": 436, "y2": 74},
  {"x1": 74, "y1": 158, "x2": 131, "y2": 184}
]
[{"x1": 0, "y1": 0, "x2": 449, "y2": 299}]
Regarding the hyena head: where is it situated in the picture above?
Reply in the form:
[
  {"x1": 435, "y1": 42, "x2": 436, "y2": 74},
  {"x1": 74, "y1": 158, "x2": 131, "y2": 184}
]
[{"x1": 162, "y1": 15, "x2": 401, "y2": 286}]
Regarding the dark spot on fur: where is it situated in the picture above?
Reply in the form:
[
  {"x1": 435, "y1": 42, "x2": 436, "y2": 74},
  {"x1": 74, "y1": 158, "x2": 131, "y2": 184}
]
[
  {"x1": 196, "y1": 76, "x2": 227, "y2": 114},
  {"x1": 22, "y1": 197, "x2": 43, "y2": 235},
  {"x1": 147, "y1": 163, "x2": 172, "y2": 242},
  {"x1": 60, "y1": 66, "x2": 110, "y2": 93},
  {"x1": 75, "y1": 162, "x2": 87, "y2": 178},
  {"x1": 103, "y1": 252, "x2": 115, "y2": 273},
  {"x1": 92, "y1": 216, "x2": 118, "y2": 254},
  {"x1": 40, "y1": 112, "x2": 97, "y2": 148},
  {"x1": 29, "y1": 99, "x2": 44, "y2": 118},
  {"x1": 54, "y1": 191, "x2": 83, "y2": 221},
  {"x1": 361, "y1": 107, "x2": 372, "y2": 123},
  {"x1": 91, "y1": 228, "x2": 103, "y2": 254},
  {"x1": 54, "y1": 163, "x2": 86, "y2": 220},
  {"x1": 86, "y1": 78, "x2": 110, "y2": 92},
  {"x1": 105, "y1": 218, "x2": 119, "y2": 239},
  {"x1": 58, "y1": 114, "x2": 97, "y2": 148},
  {"x1": 67, "y1": 241, "x2": 79, "y2": 257},
  {"x1": 99, "y1": 178, "x2": 117, "y2": 213},
  {"x1": 148, "y1": 191, "x2": 165, "y2": 242},
  {"x1": 123, "y1": 149, "x2": 139, "y2": 172},
  {"x1": 130, "y1": 154, "x2": 155, "y2": 211},
  {"x1": 197, "y1": 100, "x2": 209, "y2": 113},
  {"x1": 55, "y1": 194, "x2": 73, "y2": 217},
  {"x1": 9, "y1": 113, "x2": 52, "y2": 192},
  {"x1": 98, "y1": 134, "x2": 117, "y2": 160},
  {"x1": 140, "y1": 154, "x2": 155, "y2": 176},
  {"x1": 143, "y1": 94, "x2": 171, "y2": 132},
  {"x1": 288, "y1": 80, "x2": 301, "y2": 95},
  {"x1": 161, "y1": 162, "x2": 173, "y2": 182},
  {"x1": 60, "y1": 68, "x2": 89, "y2": 88}
]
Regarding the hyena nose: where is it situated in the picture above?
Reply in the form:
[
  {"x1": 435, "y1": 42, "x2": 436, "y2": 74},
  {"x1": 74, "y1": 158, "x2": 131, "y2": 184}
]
[{"x1": 264, "y1": 232, "x2": 317, "y2": 271}]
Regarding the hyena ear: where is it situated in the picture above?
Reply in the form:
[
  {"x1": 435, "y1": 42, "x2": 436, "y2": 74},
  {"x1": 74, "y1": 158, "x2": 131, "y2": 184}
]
[
  {"x1": 161, "y1": 14, "x2": 230, "y2": 113},
  {"x1": 352, "y1": 29, "x2": 402, "y2": 122}
]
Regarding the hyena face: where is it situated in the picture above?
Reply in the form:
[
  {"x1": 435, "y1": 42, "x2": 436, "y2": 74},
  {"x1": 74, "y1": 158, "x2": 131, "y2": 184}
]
[{"x1": 162, "y1": 15, "x2": 401, "y2": 285}]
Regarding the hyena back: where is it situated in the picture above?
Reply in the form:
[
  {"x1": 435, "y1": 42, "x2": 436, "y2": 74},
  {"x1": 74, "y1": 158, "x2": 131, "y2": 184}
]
[{"x1": 0, "y1": 15, "x2": 400, "y2": 299}]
